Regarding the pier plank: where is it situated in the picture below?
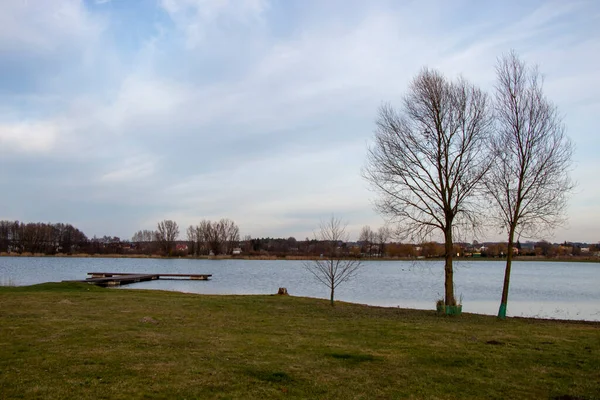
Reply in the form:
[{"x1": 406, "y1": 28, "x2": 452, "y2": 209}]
[{"x1": 63, "y1": 272, "x2": 212, "y2": 286}]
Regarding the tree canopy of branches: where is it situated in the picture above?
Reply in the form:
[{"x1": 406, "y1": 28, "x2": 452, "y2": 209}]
[
  {"x1": 155, "y1": 220, "x2": 179, "y2": 256},
  {"x1": 487, "y1": 51, "x2": 574, "y2": 319},
  {"x1": 187, "y1": 218, "x2": 240, "y2": 256},
  {"x1": 358, "y1": 225, "x2": 391, "y2": 257},
  {"x1": 0, "y1": 220, "x2": 88, "y2": 254},
  {"x1": 358, "y1": 225, "x2": 375, "y2": 256},
  {"x1": 364, "y1": 68, "x2": 493, "y2": 307},
  {"x1": 304, "y1": 216, "x2": 362, "y2": 306},
  {"x1": 131, "y1": 229, "x2": 155, "y2": 242},
  {"x1": 376, "y1": 226, "x2": 392, "y2": 256}
]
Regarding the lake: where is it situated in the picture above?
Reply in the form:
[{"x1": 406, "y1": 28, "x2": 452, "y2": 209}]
[{"x1": 1, "y1": 257, "x2": 598, "y2": 321}]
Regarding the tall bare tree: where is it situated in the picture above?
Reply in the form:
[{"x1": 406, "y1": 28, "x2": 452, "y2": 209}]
[
  {"x1": 358, "y1": 225, "x2": 375, "y2": 256},
  {"x1": 364, "y1": 69, "x2": 493, "y2": 309},
  {"x1": 156, "y1": 220, "x2": 179, "y2": 256},
  {"x1": 376, "y1": 226, "x2": 392, "y2": 257},
  {"x1": 195, "y1": 220, "x2": 210, "y2": 255},
  {"x1": 220, "y1": 218, "x2": 240, "y2": 255},
  {"x1": 186, "y1": 225, "x2": 197, "y2": 256},
  {"x1": 487, "y1": 51, "x2": 574, "y2": 319},
  {"x1": 190, "y1": 218, "x2": 240, "y2": 255},
  {"x1": 304, "y1": 215, "x2": 362, "y2": 306}
]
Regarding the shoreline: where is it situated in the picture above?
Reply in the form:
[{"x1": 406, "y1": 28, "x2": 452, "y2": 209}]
[
  {"x1": 2, "y1": 280, "x2": 598, "y2": 323},
  {"x1": 1, "y1": 252, "x2": 599, "y2": 263},
  {"x1": 2, "y1": 281, "x2": 600, "y2": 325},
  {"x1": 106, "y1": 288, "x2": 600, "y2": 323}
]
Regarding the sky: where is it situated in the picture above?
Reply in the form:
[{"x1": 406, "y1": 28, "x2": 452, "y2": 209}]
[{"x1": 0, "y1": 0, "x2": 598, "y2": 243}]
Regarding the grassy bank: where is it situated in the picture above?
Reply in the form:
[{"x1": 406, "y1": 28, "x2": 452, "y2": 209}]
[{"x1": 1, "y1": 283, "x2": 598, "y2": 399}]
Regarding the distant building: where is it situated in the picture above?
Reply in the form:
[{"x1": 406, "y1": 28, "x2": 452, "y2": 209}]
[{"x1": 232, "y1": 248, "x2": 242, "y2": 255}]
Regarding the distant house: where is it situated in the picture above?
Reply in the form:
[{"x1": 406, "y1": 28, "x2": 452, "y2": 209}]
[
  {"x1": 175, "y1": 244, "x2": 188, "y2": 251},
  {"x1": 232, "y1": 248, "x2": 242, "y2": 255}
]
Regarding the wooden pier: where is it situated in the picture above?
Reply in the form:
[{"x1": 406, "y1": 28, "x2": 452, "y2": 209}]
[{"x1": 65, "y1": 272, "x2": 212, "y2": 287}]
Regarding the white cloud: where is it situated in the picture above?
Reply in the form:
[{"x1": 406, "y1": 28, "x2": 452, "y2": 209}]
[
  {"x1": 160, "y1": 0, "x2": 268, "y2": 47},
  {"x1": 155, "y1": 141, "x2": 373, "y2": 238},
  {"x1": 100, "y1": 76, "x2": 190, "y2": 132},
  {"x1": 0, "y1": 0, "x2": 102, "y2": 54},
  {"x1": 1, "y1": 1, "x2": 599, "y2": 242},
  {"x1": 0, "y1": 121, "x2": 58, "y2": 153},
  {"x1": 99, "y1": 155, "x2": 157, "y2": 183}
]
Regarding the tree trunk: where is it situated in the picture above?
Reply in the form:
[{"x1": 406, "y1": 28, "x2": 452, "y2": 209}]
[
  {"x1": 498, "y1": 226, "x2": 516, "y2": 319},
  {"x1": 444, "y1": 227, "x2": 455, "y2": 306},
  {"x1": 330, "y1": 286, "x2": 335, "y2": 306}
]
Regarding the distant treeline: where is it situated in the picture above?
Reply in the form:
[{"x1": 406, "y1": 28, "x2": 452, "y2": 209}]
[
  {"x1": 0, "y1": 220, "x2": 88, "y2": 254},
  {"x1": 0, "y1": 219, "x2": 596, "y2": 258}
]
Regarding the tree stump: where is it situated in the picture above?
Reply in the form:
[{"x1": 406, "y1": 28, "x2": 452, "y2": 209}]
[{"x1": 277, "y1": 287, "x2": 289, "y2": 296}]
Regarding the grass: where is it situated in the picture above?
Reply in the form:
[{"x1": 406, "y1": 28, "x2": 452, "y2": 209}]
[{"x1": 0, "y1": 283, "x2": 598, "y2": 399}]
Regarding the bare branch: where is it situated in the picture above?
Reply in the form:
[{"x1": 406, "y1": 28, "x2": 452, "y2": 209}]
[
  {"x1": 486, "y1": 51, "x2": 575, "y2": 318},
  {"x1": 156, "y1": 220, "x2": 179, "y2": 256},
  {"x1": 304, "y1": 215, "x2": 362, "y2": 306},
  {"x1": 363, "y1": 68, "x2": 493, "y2": 306}
]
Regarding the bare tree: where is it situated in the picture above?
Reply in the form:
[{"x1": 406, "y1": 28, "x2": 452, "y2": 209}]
[
  {"x1": 155, "y1": 220, "x2": 179, "y2": 256},
  {"x1": 364, "y1": 69, "x2": 493, "y2": 308},
  {"x1": 242, "y1": 234, "x2": 252, "y2": 253},
  {"x1": 358, "y1": 225, "x2": 375, "y2": 256},
  {"x1": 376, "y1": 226, "x2": 392, "y2": 257},
  {"x1": 132, "y1": 229, "x2": 155, "y2": 242},
  {"x1": 487, "y1": 51, "x2": 574, "y2": 319},
  {"x1": 196, "y1": 220, "x2": 210, "y2": 255},
  {"x1": 220, "y1": 218, "x2": 240, "y2": 255},
  {"x1": 190, "y1": 218, "x2": 240, "y2": 255},
  {"x1": 131, "y1": 229, "x2": 157, "y2": 255},
  {"x1": 304, "y1": 215, "x2": 362, "y2": 306},
  {"x1": 186, "y1": 225, "x2": 197, "y2": 256}
]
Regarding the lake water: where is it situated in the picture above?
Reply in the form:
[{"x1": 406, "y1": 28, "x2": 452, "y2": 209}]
[{"x1": 1, "y1": 257, "x2": 598, "y2": 321}]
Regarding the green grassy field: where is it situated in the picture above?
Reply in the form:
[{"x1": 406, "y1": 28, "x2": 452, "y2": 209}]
[{"x1": 0, "y1": 283, "x2": 598, "y2": 399}]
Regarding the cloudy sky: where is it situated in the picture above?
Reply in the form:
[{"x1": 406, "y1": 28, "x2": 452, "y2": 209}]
[{"x1": 0, "y1": 0, "x2": 598, "y2": 243}]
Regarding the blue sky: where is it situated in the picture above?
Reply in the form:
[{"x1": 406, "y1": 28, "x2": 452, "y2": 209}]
[{"x1": 0, "y1": 0, "x2": 598, "y2": 243}]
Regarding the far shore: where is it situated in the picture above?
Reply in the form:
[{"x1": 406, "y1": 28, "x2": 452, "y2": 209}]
[{"x1": 1, "y1": 252, "x2": 599, "y2": 263}]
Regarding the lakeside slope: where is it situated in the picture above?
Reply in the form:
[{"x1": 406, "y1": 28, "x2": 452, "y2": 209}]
[{"x1": 1, "y1": 283, "x2": 598, "y2": 399}]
